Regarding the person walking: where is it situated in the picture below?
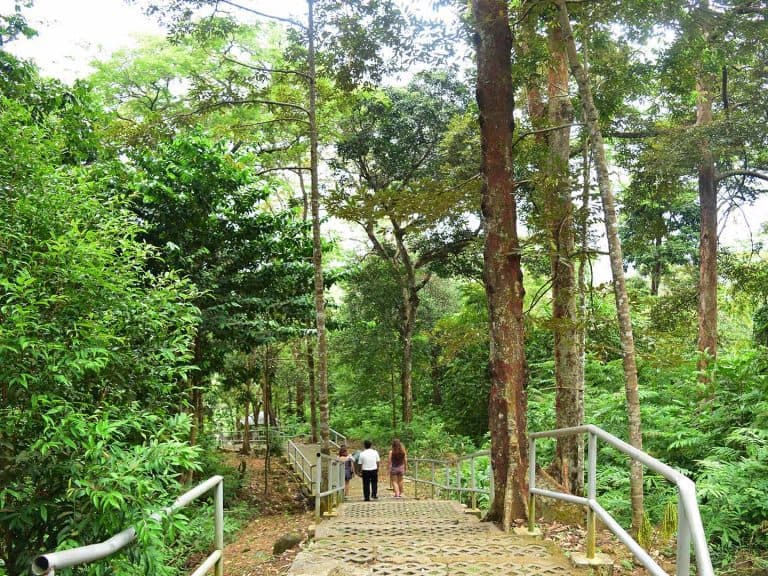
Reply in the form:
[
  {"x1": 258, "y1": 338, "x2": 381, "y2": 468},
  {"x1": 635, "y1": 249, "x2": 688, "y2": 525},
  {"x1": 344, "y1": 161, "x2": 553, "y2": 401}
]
[
  {"x1": 338, "y1": 446, "x2": 354, "y2": 496},
  {"x1": 388, "y1": 438, "x2": 407, "y2": 498},
  {"x1": 358, "y1": 439, "x2": 380, "y2": 501}
]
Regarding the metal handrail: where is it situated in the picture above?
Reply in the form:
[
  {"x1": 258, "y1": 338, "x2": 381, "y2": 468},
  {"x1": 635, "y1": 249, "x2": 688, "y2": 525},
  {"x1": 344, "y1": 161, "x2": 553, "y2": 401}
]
[
  {"x1": 406, "y1": 450, "x2": 493, "y2": 509},
  {"x1": 286, "y1": 437, "x2": 316, "y2": 491},
  {"x1": 217, "y1": 427, "x2": 288, "y2": 447},
  {"x1": 31, "y1": 475, "x2": 225, "y2": 576},
  {"x1": 313, "y1": 452, "x2": 346, "y2": 519},
  {"x1": 328, "y1": 427, "x2": 346, "y2": 449},
  {"x1": 528, "y1": 425, "x2": 713, "y2": 576}
]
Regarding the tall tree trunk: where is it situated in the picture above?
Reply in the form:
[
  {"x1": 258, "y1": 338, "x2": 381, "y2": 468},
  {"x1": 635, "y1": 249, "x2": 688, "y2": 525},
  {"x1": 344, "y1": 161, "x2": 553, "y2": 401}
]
[
  {"x1": 430, "y1": 344, "x2": 443, "y2": 406},
  {"x1": 307, "y1": 337, "x2": 318, "y2": 443},
  {"x1": 241, "y1": 397, "x2": 251, "y2": 455},
  {"x1": 399, "y1": 285, "x2": 417, "y2": 424},
  {"x1": 391, "y1": 365, "x2": 398, "y2": 431},
  {"x1": 555, "y1": 0, "x2": 644, "y2": 531},
  {"x1": 252, "y1": 399, "x2": 261, "y2": 439},
  {"x1": 522, "y1": 14, "x2": 583, "y2": 496},
  {"x1": 390, "y1": 220, "x2": 424, "y2": 425},
  {"x1": 188, "y1": 334, "x2": 203, "y2": 449},
  {"x1": 577, "y1": 134, "x2": 590, "y2": 403},
  {"x1": 295, "y1": 342, "x2": 306, "y2": 419},
  {"x1": 651, "y1": 237, "x2": 662, "y2": 296},
  {"x1": 544, "y1": 22, "x2": 584, "y2": 497},
  {"x1": 696, "y1": 74, "x2": 717, "y2": 380},
  {"x1": 307, "y1": 0, "x2": 330, "y2": 453},
  {"x1": 472, "y1": 0, "x2": 529, "y2": 529},
  {"x1": 263, "y1": 346, "x2": 272, "y2": 494}
]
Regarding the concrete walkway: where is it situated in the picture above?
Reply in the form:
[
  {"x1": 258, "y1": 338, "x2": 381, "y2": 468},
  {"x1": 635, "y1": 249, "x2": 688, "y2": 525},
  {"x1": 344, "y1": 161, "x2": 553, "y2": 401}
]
[{"x1": 288, "y1": 473, "x2": 587, "y2": 576}]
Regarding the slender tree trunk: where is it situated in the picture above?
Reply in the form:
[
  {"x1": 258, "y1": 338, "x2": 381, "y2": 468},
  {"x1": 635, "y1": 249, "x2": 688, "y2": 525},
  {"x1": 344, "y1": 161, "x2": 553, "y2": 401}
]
[
  {"x1": 263, "y1": 346, "x2": 272, "y2": 494},
  {"x1": 430, "y1": 344, "x2": 443, "y2": 406},
  {"x1": 188, "y1": 334, "x2": 203, "y2": 449},
  {"x1": 294, "y1": 342, "x2": 306, "y2": 419},
  {"x1": 651, "y1": 237, "x2": 662, "y2": 296},
  {"x1": 391, "y1": 221, "x2": 424, "y2": 425},
  {"x1": 472, "y1": 0, "x2": 529, "y2": 529},
  {"x1": 577, "y1": 134, "x2": 590, "y2": 396},
  {"x1": 537, "y1": 20, "x2": 584, "y2": 496},
  {"x1": 307, "y1": 337, "x2": 318, "y2": 443},
  {"x1": 241, "y1": 397, "x2": 251, "y2": 455},
  {"x1": 696, "y1": 74, "x2": 717, "y2": 380},
  {"x1": 252, "y1": 399, "x2": 260, "y2": 441},
  {"x1": 391, "y1": 365, "x2": 398, "y2": 431},
  {"x1": 307, "y1": 0, "x2": 330, "y2": 453},
  {"x1": 555, "y1": 0, "x2": 644, "y2": 530},
  {"x1": 399, "y1": 286, "x2": 417, "y2": 424}
]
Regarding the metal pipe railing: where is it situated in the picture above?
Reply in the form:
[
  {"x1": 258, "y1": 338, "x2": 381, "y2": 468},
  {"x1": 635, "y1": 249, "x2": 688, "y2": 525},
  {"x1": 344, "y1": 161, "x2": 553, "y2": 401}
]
[
  {"x1": 313, "y1": 452, "x2": 346, "y2": 519},
  {"x1": 405, "y1": 450, "x2": 491, "y2": 508},
  {"x1": 31, "y1": 475, "x2": 225, "y2": 576},
  {"x1": 528, "y1": 424, "x2": 713, "y2": 576},
  {"x1": 328, "y1": 427, "x2": 346, "y2": 449},
  {"x1": 285, "y1": 438, "x2": 315, "y2": 493}
]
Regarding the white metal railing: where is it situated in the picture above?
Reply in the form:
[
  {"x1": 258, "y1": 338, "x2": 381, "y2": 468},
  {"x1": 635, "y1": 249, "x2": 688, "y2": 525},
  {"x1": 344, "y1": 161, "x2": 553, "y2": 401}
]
[
  {"x1": 278, "y1": 428, "x2": 348, "y2": 519},
  {"x1": 286, "y1": 437, "x2": 316, "y2": 491},
  {"x1": 528, "y1": 425, "x2": 713, "y2": 576},
  {"x1": 406, "y1": 450, "x2": 493, "y2": 509},
  {"x1": 328, "y1": 427, "x2": 346, "y2": 449},
  {"x1": 31, "y1": 475, "x2": 224, "y2": 576},
  {"x1": 217, "y1": 425, "x2": 341, "y2": 449},
  {"x1": 313, "y1": 451, "x2": 346, "y2": 519},
  {"x1": 217, "y1": 427, "x2": 278, "y2": 447}
]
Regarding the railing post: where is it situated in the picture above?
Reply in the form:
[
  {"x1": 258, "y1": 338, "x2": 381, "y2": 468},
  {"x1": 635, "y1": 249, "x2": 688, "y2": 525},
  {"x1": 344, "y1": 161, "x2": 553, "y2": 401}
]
[
  {"x1": 431, "y1": 462, "x2": 436, "y2": 499},
  {"x1": 488, "y1": 457, "x2": 494, "y2": 510},
  {"x1": 677, "y1": 498, "x2": 691, "y2": 576},
  {"x1": 315, "y1": 452, "x2": 322, "y2": 520},
  {"x1": 470, "y1": 457, "x2": 477, "y2": 510},
  {"x1": 456, "y1": 460, "x2": 462, "y2": 504},
  {"x1": 444, "y1": 464, "x2": 449, "y2": 500},
  {"x1": 586, "y1": 431, "x2": 598, "y2": 559},
  {"x1": 214, "y1": 478, "x2": 224, "y2": 576},
  {"x1": 414, "y1": 460, "x2": 419, "y2": 499},
  {"x1": 326, "y1": 458, "x2": 333, "y2": 513},
  {"x1": 528, "y1": 438, "x2": 536, "y2": 533}
]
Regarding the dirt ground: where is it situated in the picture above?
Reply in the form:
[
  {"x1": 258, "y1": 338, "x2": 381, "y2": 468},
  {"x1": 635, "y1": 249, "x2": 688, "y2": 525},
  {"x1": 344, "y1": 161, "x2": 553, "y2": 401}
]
[
  {"x1": 216, "y1": 452, "x2": 315, "y2": 576},
  {"x1": 536, "y1": 520, "x2": 676, "y2": 576}
]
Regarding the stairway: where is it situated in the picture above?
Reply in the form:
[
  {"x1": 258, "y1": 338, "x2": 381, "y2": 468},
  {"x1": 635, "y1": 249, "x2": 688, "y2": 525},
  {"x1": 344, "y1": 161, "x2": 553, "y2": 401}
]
[{"x1": 288, "y1": 476, "x2": 586, "y2": 576}]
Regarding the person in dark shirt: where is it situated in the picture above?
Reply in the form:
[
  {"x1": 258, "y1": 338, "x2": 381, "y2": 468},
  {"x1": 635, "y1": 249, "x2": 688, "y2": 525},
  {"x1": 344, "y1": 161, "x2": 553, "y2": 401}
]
[{"x1": 338, "y1": 446, "x2": 354, "y2": 496}]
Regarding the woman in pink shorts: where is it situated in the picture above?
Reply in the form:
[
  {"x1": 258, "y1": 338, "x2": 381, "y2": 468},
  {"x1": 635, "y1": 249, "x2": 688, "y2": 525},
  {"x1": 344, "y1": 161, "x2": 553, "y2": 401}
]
[{"x1": 388, "y1": 438, "x2": 408, "y2": 498}]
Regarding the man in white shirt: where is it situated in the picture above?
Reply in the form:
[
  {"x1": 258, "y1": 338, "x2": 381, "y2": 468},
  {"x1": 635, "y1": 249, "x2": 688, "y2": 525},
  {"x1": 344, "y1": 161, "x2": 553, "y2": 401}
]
[{"x1": 358, "y1": 439, "x2": 381, "y2": 501}]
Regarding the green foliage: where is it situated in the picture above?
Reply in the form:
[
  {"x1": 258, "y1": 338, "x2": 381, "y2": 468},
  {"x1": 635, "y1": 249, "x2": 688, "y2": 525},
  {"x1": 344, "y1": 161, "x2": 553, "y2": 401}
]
[
  {"x1": 123, "y1": 128, "x2": 315, "y2": 371},
  {"x1": 0, "y1": 59, "x2": 202, "y2": 574},
  {"x1": 0, "y1": 1, "x2": 35, "y2": 46}
]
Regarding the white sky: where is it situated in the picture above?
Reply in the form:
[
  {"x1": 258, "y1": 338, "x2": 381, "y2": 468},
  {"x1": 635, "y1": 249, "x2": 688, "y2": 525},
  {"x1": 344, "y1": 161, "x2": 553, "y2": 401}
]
[
  {"x1": 3, "y1": 0, "x2": 161, "y2": 82},
  {"x1": 2, "y1": 0, "x2": 308, "y2": 82}
]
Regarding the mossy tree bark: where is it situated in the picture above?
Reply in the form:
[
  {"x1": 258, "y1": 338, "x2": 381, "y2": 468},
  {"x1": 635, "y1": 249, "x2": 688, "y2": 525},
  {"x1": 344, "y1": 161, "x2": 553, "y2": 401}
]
[
  {"x1": 307, "y1": 0, "x2": 330, "y2": 453},
  {"x1": 525, "y1": 16, "x2": 584, "y2": 496},
  {"x1": 472, "y1": 0, "x2": 529, "y2": 529},
  {"x1": 554, "y1": 0, "x2": 644, "y2": 530}
]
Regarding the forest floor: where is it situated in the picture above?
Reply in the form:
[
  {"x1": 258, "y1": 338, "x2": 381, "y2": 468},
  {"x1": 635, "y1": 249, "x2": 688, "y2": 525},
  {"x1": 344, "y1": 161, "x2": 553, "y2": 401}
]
[
  {"x1": 212, "y1": 452, "x2": 315, "y2": 576},
  {"x1": 538, "y1": 520, "x2": 676, "y2": 576}
]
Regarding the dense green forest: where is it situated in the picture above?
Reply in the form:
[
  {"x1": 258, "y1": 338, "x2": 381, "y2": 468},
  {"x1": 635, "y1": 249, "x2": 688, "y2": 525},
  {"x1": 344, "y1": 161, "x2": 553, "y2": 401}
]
[{"x1": 1, "y1": 0, "x2": 768, "y2": 574}]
